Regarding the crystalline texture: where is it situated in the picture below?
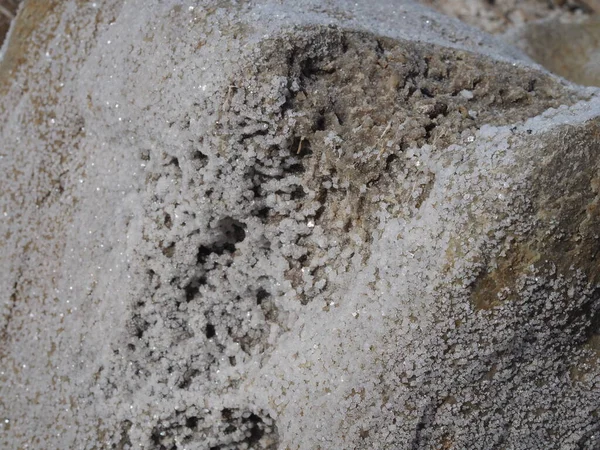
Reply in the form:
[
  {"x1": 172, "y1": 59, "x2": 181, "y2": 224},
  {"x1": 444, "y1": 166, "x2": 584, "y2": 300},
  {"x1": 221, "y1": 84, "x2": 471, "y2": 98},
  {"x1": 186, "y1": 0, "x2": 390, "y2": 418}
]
[{"x1": 1, "y1": 1, "x2": 600, "y2": 449}]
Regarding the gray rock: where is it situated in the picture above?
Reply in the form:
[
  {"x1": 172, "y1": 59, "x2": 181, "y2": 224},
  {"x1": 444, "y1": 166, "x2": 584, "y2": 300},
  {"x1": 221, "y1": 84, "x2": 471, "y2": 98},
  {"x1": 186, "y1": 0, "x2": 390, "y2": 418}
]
[
  {"x1": 1, "y1": 1, "x2": 600, "y2": 449},
  {"x1": 508, "y1": 16, "x2": 600, "y2": 87},
  {"x1": 418, "y1": 0, "x2": 592, "y2": 34}
]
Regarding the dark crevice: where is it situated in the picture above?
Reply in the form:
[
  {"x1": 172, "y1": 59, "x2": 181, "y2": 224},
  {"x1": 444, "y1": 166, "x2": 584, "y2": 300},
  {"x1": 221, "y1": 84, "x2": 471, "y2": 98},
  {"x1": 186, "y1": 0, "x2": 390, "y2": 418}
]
[
  {"x1": 184, "y1": 276, "x2": 206, "y2": 302},
  {"x1": 178, "y1": 368, "x2": 200, "y2": 389},
  {"x1": 196, "y1": 218, "x2": 246, "y2": 263},
  {"x1": 185, "y1": 416, "x2": 199, "y2": 429},
  {"x1": 289, "y1": 185, "x2": 306, "y2": 200},
  {"x1": 420, "y1": 86, "x2": 434, "y2": 98},
  {"x1": 116, "y1": 420, "x2": 133, "y2": 450},
  {"x1": 314, "y1": 114, "x2": 326, "y2": 131},
  {"x1": 196, "y1": 217, "x2": 246, "y2": 265},
  {"x1": 196, "y1": 245, "x2": 212, "y2": 264},
  {"x1": 161, "y1": 242, "x2": 175, "y2": 258},
  {"x1": 130, "y1": 315, "x2": 150, "y2": 339},
  {"x1": 256, "y1": 288, "x2": 270, "y2": 305},
  {"x1": 164, "y1": 213, "x2": 172, "y2": 229},
  {"x1": 286, "y1": 163, "x2": 306, "y2": 174},
  {"x1": 375, "y1": 38, "x2": 385, "y2": 56},
  {"x1": 1, "y1": 267, "x2": 22, "y2": 346},
  {"x1": 385, "y1": 153, "x2": 398, "y2": 171},
  {"x1": 192, "y1": 150, "x2": 208, "y2": 160},
  {"x1": 409, "y1": 399, "x2": 439, "y2": 450},
  {"x1": 205, "y1": 323, "x2": 216, "y2": 339},
  {"x1": 219, "y1": 217, "x2": 246, "y2": 246},
  {"x1": 149, "y1": 408, "x2": 278, "y2": 449},
  {"x1": 243, "y1": 413, "x2": 268, "y2": 445},
  {"x1": 240, "y1": 128, "x2": 268, "y2": 142},
  {"x1": 292, "y1": 136, "x2": 313, "y2": 157},
  {"x1": 253, "y1": 206, "x2": 271, "y2": 220}
]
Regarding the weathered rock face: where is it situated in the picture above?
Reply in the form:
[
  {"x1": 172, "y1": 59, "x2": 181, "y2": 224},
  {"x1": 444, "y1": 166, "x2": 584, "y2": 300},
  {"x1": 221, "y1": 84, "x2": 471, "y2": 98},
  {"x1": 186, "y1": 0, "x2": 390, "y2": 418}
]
[
  {"x1": 509, "y1": 17, "x2": 600, "y2": 87},
  {"x1": 419, "y1": 0, "x2": 600, "y2": 87},
  {"x1": 1, "y1": 1, "x2": 600, "y2": 449},
  {"x1": 419, "y1": 0, "x2": 593, "y2": 34}
]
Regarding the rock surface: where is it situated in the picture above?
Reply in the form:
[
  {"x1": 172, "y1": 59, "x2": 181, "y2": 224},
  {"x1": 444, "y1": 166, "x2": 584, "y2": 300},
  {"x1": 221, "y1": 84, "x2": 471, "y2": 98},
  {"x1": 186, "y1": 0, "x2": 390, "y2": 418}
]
[
  {"x1": 507, "y1": 16, "x2": 600, "y2": 87},
  {"x1": 419, "y1": 0, "x2": 593, "y2": 34},
  {"x1": 419, "y1": 0, "x2": 600, "y2": 87},
  {"x1": 1, "y1": 1, "x2": 600, "y2": 449}
]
